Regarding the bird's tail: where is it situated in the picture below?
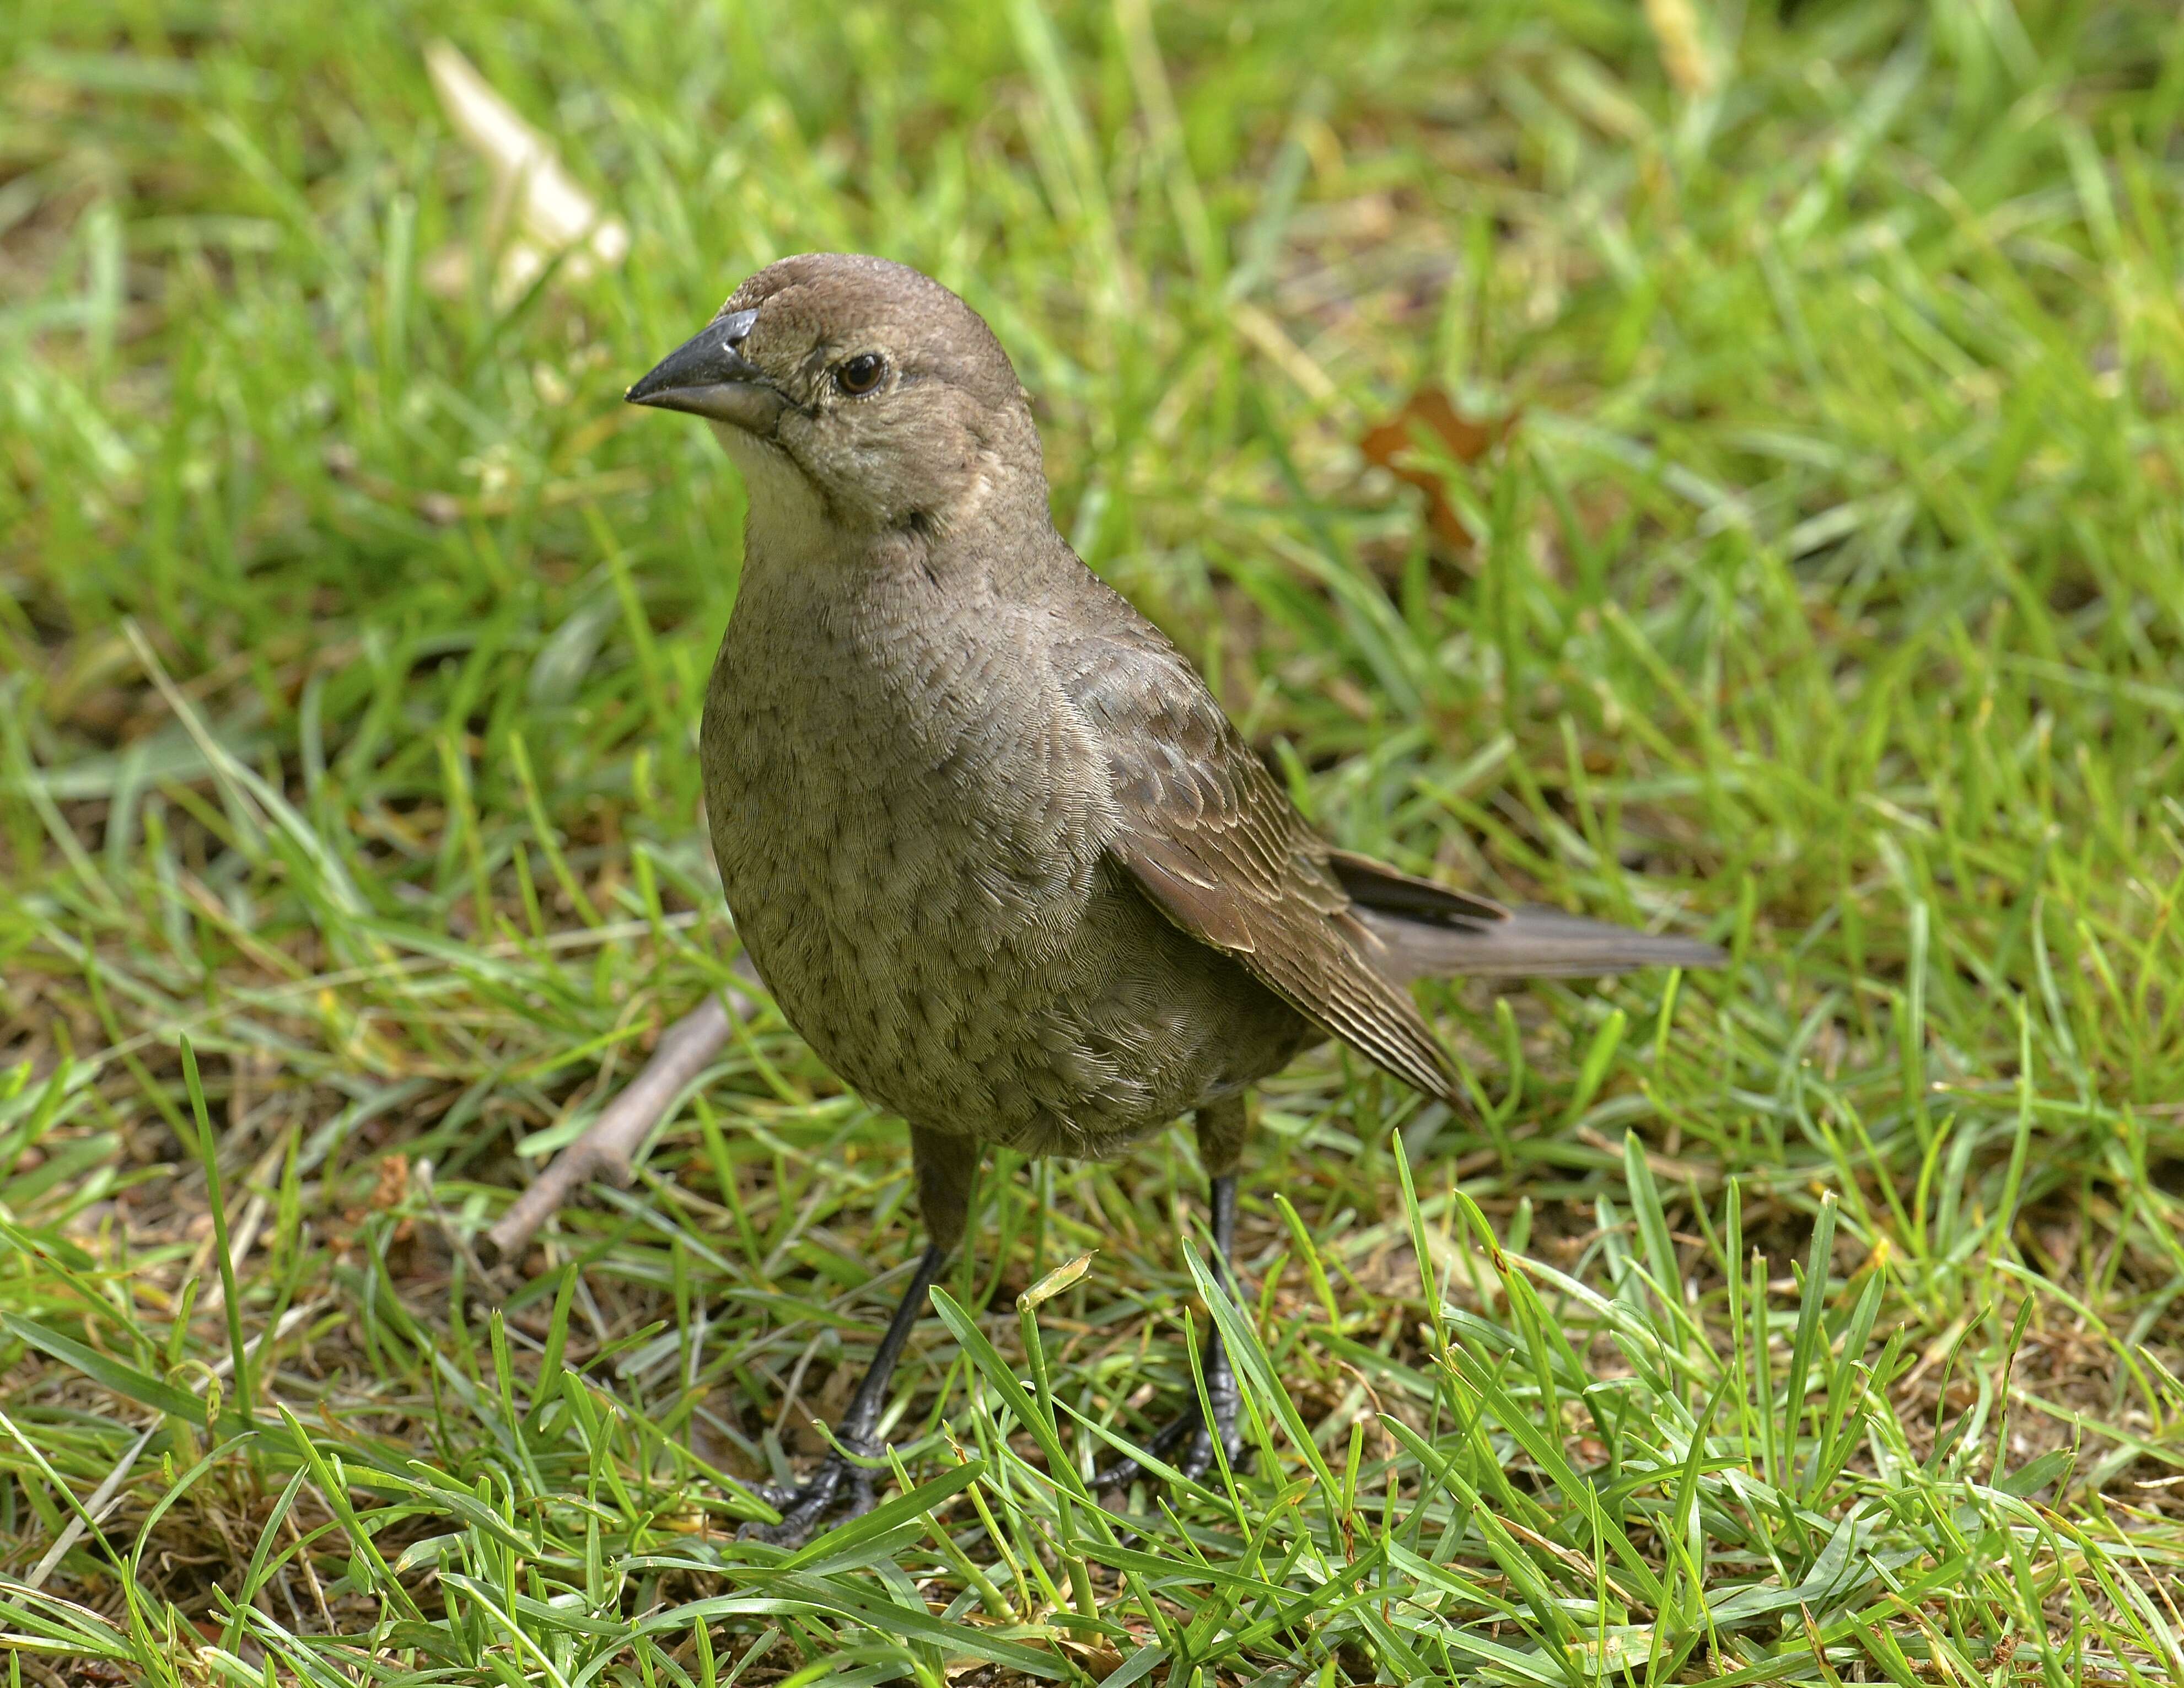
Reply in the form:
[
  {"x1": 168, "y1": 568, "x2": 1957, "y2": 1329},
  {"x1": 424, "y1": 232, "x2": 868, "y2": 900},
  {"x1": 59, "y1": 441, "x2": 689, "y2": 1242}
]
[
  {"x1": 1329, "y1": 850, "x2": 1724, "y2": 983},
  {"x1": 1358, "y1": 904, "x2": 1725, "y2": 981}
]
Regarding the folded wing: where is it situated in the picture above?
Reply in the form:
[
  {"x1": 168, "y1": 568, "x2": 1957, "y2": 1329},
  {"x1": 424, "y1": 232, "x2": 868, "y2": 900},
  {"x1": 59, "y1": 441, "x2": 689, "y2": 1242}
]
[
  {"x1": 1053, "y1": 569, "x2": 1720, "y2": 1106},
  {"x1": 1057, "y1": 607, "x2": 1459, "y2": 1104}
]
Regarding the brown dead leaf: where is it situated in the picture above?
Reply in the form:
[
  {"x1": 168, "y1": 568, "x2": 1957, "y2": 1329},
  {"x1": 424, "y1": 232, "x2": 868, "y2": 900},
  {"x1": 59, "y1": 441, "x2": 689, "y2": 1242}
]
[
  {"x1": 1071, "y1": 1642, "x2": 1127, "y2": 1678},
  {"x1": 371, "y1": 1154, "x2": 410, "y2": 1211},
  {"x1": 1359, "y1": 386, "x2": 1515, "y2": 553}
]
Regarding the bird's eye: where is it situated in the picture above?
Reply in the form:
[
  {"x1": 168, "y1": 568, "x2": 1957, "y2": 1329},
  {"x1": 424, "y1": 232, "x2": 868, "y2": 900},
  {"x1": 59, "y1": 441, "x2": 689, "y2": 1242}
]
[{"x1": 836, "y1": 353, "x2": 886, "y2": 396}]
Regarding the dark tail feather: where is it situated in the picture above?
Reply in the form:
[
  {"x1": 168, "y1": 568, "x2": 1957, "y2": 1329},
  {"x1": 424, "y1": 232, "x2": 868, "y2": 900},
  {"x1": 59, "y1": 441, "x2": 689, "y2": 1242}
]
[
  {"x1": 1326, "y1": 851, "x2": 1720, "y2": 980},
  {"x1": 1359, "y1": 904, "x2": 1724, "y2": 981}
]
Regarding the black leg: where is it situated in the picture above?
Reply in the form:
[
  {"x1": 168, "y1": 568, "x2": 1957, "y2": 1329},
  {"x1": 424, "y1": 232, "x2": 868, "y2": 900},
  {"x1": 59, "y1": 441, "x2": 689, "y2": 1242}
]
[
  {"x1": 741, "y1": 1243, "x2": 949, "y2": 1544},
  {"x1": 1190, "y1": 1171, "x2": 1243, "y2": 1478},
  {"x1": 1096, "y1": 1170, "x2": 1246, "y2": 1490}
]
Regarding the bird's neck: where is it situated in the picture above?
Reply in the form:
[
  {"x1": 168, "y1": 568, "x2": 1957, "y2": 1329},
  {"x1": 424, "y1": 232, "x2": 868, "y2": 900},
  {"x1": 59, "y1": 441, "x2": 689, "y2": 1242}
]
[{"x1": 728, "y1": 449, "x2": 1071, "y2": 612}]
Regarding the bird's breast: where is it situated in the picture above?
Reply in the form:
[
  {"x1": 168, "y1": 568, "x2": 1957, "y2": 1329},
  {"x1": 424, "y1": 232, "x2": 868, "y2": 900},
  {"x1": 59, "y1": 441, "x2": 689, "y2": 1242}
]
[
  {"x1": 697, "y1": 557, "x2": 1137, "y2": 1129},
  {"x1": 705, "y1": 563, "x2": 1108, "y2": 940}
]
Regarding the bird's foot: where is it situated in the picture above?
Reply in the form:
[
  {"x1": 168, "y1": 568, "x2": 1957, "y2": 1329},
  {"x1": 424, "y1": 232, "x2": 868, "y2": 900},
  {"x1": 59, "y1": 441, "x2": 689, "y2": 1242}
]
[
  {"x1": 738, "y1": 1446, "x2": 878, "y2": 1546},
  {"x1": 1094, "y1": 1393, "x2": 1244, "y2": 1492}
]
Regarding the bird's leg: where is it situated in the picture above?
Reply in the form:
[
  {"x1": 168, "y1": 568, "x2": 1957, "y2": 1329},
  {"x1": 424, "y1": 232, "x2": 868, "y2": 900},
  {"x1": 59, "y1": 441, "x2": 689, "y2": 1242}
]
[
  {"x1": 741, "y1": 1242, "x2": 950, "y2": 1543},
  {"x1": 1180, "y1": 1171, "x2": 1245, "y2": 1478},
  {"x1": 1098, "y1": 1099, "x2": 1249, "y2": 1491},
  {"x1": 741, "y1": 1128, "x2": 980, "y2": 1546}
]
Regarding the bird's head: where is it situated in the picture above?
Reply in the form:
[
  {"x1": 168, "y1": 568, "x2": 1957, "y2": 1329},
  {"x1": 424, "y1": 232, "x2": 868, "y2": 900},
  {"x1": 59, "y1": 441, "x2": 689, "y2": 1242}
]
[{"x1": 627, "y1": 253, "x2": 1046, "y2": 539}]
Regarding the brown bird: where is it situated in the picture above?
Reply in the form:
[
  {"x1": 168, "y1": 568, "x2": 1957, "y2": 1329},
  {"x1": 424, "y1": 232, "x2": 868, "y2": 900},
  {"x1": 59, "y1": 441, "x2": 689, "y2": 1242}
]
[{"x1": 604, "y1": 254, "x2": 1720, "y2": 1543}]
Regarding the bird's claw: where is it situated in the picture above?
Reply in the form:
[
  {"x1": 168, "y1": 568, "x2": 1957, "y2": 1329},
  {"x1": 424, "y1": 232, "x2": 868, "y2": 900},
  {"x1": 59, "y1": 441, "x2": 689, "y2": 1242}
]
[
  {"x1": 739, "y1": 1447, "x2": 878, "y2": 1546},
  {"x1": 1095, "y1": 1397, "x2": 1245, "y2": 1492}
]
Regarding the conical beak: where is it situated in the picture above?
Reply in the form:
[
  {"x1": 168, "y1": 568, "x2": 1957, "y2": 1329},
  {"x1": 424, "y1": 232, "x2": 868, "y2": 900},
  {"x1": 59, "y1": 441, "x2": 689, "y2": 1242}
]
[{"x1": 625, "y1": 308, "x2": 788, "y2": 434}]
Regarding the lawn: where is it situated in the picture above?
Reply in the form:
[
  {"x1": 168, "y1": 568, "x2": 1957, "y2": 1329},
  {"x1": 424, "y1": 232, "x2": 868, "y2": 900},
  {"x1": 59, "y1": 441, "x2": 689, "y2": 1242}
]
[{"x1": 5, "y1": 0, "x2": 2184, "y2": 1682}]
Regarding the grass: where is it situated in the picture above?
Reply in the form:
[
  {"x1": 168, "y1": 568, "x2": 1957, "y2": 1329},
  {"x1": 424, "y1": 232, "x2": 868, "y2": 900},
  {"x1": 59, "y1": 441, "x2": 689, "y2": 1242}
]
[{"x1": 5, "y1": 0, "x2": 2184, "y2": 1680}]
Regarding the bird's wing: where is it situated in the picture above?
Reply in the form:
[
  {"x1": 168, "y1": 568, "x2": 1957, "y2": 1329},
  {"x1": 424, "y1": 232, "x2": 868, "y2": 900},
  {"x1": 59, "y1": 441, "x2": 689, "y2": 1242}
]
[{"x1": 1055, "y1": 600, "x2": 1459, "y2": 1104}]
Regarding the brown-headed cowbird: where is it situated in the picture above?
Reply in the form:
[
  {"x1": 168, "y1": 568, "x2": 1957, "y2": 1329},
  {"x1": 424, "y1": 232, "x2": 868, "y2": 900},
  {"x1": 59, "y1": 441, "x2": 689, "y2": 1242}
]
[{"x1": 624, "y1": 254, "x2": 1719, "y2": 1543}]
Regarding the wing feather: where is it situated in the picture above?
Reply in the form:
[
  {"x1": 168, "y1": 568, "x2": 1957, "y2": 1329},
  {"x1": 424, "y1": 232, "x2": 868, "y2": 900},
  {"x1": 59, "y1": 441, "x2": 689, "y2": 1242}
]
[{"x1": 1055, "y1": 600, "x2": 1459, "y2": 1105}]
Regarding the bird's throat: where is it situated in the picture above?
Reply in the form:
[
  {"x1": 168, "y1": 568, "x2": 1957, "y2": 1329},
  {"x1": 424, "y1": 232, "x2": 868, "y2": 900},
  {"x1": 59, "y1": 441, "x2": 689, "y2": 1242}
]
[{"x1": 712, "y1": 424, "x2": 846, "y2": 572}]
